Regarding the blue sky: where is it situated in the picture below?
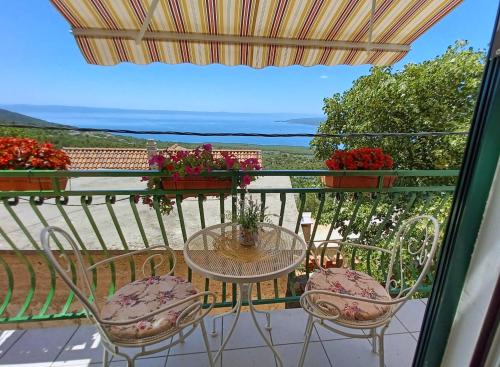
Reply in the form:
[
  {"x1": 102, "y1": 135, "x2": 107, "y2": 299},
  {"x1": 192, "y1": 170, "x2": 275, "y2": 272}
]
[{"x1": 0, "y1": 1, "x2": 497, "y2": 115}]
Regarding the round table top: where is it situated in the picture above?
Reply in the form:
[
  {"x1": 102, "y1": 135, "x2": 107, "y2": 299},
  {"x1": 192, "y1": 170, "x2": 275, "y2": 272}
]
[{"x1": 183, "y1": 222, "x2": 307, "y2": 283}]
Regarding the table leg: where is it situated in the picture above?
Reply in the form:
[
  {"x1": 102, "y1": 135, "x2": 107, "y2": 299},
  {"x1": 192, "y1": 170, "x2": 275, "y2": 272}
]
[
  {"x1": 247, "y1": 283, "x2": 284, "y2": 367},
  {"x1": 213, "y1": 283, "x2": 283, "y2": 366},
  {"x1": 252, "y1": 308, "x2": 272, "y2": 330},
  {"x1": 210, "y1": 301, "x2": 240, "y2": 336},
  {"x1": 213, "y1": 292, "x2": 243, "y2": 364}
]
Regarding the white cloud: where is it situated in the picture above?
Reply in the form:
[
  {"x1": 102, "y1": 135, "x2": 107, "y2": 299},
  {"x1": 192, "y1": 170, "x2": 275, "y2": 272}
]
[{"x1": 319, "y1": 75, "x2": 328, "y2": 79}]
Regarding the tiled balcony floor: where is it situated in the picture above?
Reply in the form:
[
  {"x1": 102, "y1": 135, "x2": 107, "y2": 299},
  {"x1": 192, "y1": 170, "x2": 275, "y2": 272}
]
[{"x1": 0, "y1": 299, "x2": 427, "y2": 367}]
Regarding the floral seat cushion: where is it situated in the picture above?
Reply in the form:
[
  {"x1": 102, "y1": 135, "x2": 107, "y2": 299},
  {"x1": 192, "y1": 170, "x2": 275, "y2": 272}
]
[
  {"x1": 101, "y1": 275, "x2": 199, "y2": 341},
  {"x1": 306, "y1": 268, "x2": 391, "y2": 321}
]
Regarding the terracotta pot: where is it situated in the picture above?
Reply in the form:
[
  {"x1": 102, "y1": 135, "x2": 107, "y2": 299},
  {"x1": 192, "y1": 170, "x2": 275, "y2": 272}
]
[
  {"x1": 321, "y1": 175, "x2": 396, "y2": 189},
  {"x1": 161, "y1": 176, "x2": 232, "y2": 198},
  {"x1": 0, "y1": 177, "x2": 68, "y2": 191},
  {"x1": 239, "y1": 229, "x2": 258, "y2": 247}
]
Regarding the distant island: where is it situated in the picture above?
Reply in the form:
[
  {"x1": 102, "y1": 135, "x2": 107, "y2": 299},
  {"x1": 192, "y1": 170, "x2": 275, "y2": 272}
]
[{"x1": 276, "y1": 117, "x2": 325, "y2": 126}]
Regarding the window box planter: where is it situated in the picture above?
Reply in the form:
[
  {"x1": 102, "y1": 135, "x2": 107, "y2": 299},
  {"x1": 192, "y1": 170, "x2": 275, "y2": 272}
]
[
  {"x1": 321, "y1": 175, "x2": 396, "y2": 188},
  {"x1": 161, "y1": 176, "x2": 232, "y2": 197},
  {"x1": 0, "y1": 177, "x2": 68, "y2": 191}
]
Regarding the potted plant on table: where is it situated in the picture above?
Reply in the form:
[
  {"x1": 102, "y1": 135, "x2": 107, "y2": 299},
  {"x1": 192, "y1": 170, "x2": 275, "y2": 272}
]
[
  {"x1": 0, "y1": 137, "x2": 70, "y2": 191},
  {"x1": 322, "y1": 147, "x2": 396, "y2": 188},
  {"x1": 233, "y1": 196, "x2": 269, "y2": 246}
]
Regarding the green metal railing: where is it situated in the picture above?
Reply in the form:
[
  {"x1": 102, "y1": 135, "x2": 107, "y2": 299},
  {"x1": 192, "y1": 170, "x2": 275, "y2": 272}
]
[{"x1": 0, "y1": 169, "x2": 458, "y2": 324}]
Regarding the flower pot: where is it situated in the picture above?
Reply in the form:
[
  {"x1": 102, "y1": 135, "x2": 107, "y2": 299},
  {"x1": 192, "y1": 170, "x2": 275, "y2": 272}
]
[
  {"x1": 0, "y1": 177, "x2": 68, "y2": 191},
  {"x1": 161, "y1": 176, "x2": 232, "y2": 198},
  {"x1": 239, "y1": 229, "x2": 258, "y2": 247},
  {"x1": 321, "y1": 175, "x2": 396, "y2": 189}
]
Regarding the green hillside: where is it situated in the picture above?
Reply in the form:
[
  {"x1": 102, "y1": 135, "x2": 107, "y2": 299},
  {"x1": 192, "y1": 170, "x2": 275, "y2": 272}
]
[{"x1": 0, "y1": 108, "x2": 70, "y2": 128}]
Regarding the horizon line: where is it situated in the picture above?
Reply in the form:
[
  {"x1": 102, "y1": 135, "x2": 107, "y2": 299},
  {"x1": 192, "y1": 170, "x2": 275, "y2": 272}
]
[{"x1": 0, "y1": 103, "x2": 324, "y2": 117}]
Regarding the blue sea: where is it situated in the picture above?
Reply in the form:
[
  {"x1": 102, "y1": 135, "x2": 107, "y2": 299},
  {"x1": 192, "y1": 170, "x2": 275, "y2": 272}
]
[{"x1": 3, "y1": 105, "x2": 324, "y2": 147}]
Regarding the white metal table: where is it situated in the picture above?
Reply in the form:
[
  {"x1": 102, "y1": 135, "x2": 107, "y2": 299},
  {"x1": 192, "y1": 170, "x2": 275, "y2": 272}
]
[{"x1": 183, "y1": 222, "x2": 307, "y2": 366}]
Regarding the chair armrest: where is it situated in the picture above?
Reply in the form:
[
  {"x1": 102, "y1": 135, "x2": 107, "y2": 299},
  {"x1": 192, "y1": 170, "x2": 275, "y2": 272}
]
[
  {"x1": 176, "y1": 291, "x2": 217, "y2": 329},
  {"x1": 314, "y1": 240, "x2": 392, "y2": 256},
  {"x1": 97, "y1": 291, "x2": 216, "y2": 326},
  {"x1": 310, "y1": 240, "x2": 392, "y2": 270},
  {"x1": 88, "y1": 245, "x2": 177, "y2": 276}
]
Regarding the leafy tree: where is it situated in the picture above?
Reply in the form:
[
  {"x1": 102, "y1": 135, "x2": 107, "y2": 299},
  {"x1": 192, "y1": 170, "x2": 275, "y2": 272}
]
[
  {"x1": 300, "y1": 43, "x2": 485, "y2": 293},
  {"x1": 311, "y1": 42, "x2": 484, "y2": 170}
]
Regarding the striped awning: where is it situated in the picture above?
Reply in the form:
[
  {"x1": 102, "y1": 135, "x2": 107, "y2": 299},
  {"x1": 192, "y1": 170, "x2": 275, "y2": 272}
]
[{"x1": 51, "y1": 0, "x2": 462, "y2": 68}]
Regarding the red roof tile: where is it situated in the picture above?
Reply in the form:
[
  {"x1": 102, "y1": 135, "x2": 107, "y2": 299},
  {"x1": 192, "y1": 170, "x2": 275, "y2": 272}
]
[{"x1": 64, "y1": 147, "x2": 262, "y2": 170}]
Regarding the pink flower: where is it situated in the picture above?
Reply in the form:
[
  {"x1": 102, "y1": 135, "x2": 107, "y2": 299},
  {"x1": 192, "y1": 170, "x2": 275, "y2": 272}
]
[
  {"x1": 149, "y1": 154, "x2": 165, "y2": 167},
  {"x1": 241, "y1": 174, "x2": 252, "y2": 187},
  {"x1": 172, "y1": 172, "x2": 180, "y2": 181},
  {"x1": 140, "y1": 176, "x2": 149, "y2": 182},
  {"x1": 185, "y1": 166, "x2": 202, "y2": 176},
  {"x1": 222, "y1": 153, "x2": 236, "y2": 169},
  {"x1": 142, "y1": 196, "x2": 153, "y2": 205},
  {"x1": 202, "y1": 144, "x2": 212, "y2": 152}
]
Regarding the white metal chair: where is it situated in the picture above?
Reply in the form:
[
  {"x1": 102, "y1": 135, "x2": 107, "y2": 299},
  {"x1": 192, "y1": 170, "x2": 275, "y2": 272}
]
[
  {"x1": 298, "y1": 215, "x2": 440, "y2": 367},
  {"x1": 41, "y1": 226, "x2": 216, "y2": 367}
]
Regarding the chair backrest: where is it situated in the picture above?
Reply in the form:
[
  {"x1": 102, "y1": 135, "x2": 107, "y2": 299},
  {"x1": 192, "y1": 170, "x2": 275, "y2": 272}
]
[
  {"x1": 385, "y1": 215, "x2": 440, "y2": 303},
  {"x1": 40, "y1": 226, "x2": 100, "y2": 321}
]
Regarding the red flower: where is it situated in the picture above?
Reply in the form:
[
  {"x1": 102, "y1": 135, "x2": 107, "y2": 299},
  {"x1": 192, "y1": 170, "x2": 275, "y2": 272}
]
[
  {"x1": 324, "y1": 147, "x2": 393, "y2": 171},
  {"x1": 0, "y1": 137, "x2": 70, "y2": 170}
]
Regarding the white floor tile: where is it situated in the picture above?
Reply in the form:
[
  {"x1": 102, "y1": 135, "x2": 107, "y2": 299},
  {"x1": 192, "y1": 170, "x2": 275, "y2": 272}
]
[
  {"x1": 383, "y1": 333, "x2": 417, "y2": 367},
  {"x1": 169, "y1": 318, "x2": 221, "y2": 355},
  {"x1": 314, "y1": 320, "x2": 364, "y2": 341},
  {"x1": 110, "y1": 342, "x2": 169, "y2": 362},
  {"x1": 222, "y1": 346, "x2": 276, "y2": 367},
  {"x1": 411, "y1": 332, "x2": 420, "y2": 341},
  {"x1": 55, "y1": 326, "x2": 103, "y2": 365},
  {"x1": 276, "y1": 342, "x2": 331, "y2": 367},
  {"x1": 395, "y1": 300, "x2": 427, "y2": 332},
  {"x1": 52, "y1": 360, "x2": 99, "y2": 367},
  {"x1": 322, "y1": 338, "x2": 379, "y2": 367},
  {"x1": 0, "y1": 330, "x2": 25, "y2": 359},
  {"x1": 166, "y1": 352, "x2": 220, "y2": 367},
  {"x1": 110, "y1": 356, "x2": 167, "y2": 366},
  {"x1": 380, "y1": 316, "x2": 408, "y2": 335},
  {"x1": 222, "y1": 311, "x2": 272, "y2": 350},
  {"x1": 0, "y1": 327, "x2": 76, "y2": 365},
  {"x1": 268, "y1": 309, "x2": 319, "y2": 345},
  {"x1": 0, "y1": 363, "x2": 53, "y2": 367}
]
